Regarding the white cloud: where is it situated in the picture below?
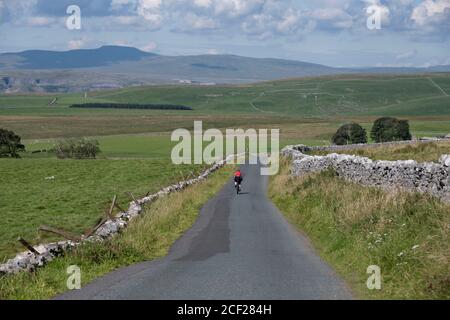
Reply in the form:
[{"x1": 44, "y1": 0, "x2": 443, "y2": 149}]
[
  {"x1": 185, "y1": 13, "x2": 217, "y2": 29},
  {"x1": 213, "y1": 0, "x2": 265, "y2": 18},
  {"x1": 311, "y1": 8, "x2": 354, "y2": 29},
  {"x1": 139, "y1": 0, "x2": 161, "y2": 9},
  {"x1": 375, "y1": 61, "x2": 415, "y2": 67},
  {"x1": 277, "y1": 9, "x2": 301, "y2": 33},
  {"x1": 4, "y1": 0, "x2": 450, "y2": 45},
  {"x1": 137, "y1": 0, "x2": 163, "y2": 25},
  {"x1": 411, "y1": 0, "x2": 450, "y2": 26},
  {"x1": 115, "y1": 15, "x2": 141, "y2": 25},
  {"x1": 26, "y1": 16, "x2": 57, "y2": 27},
  {"x1": 194, "y1": 0, "x2": 212, "y2": 8},
  {"x1": 206, "y1": 48, "x2": 219, "y2": 54},
  {"x1": 140, "y1": 41, "x2": 158, "y2": 52},
  {"x1": 68, "y1": 39, "x2": 85, "y2": 50},
  {"x1": 0, "y1": 0, "x2": 38, "y2": 24},
  {"x1": 396, "y1": 49, "x2": 417, "y2": 60},
  {"x1": 111, "y1": 0, "x2": 135, "y2": 9},
  {"x1": 421, "y1": 56, "x2": 450, "y2": 67},
  {"x1": 114, "y1": 39, "x2": 130, "y2": 46}
]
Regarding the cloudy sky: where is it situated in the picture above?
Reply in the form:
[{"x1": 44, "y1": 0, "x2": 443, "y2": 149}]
[{"x1": 0, "y1": 0, "x2": 449, "y2": 67}]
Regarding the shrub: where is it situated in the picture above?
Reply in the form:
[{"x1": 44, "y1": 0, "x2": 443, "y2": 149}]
[
  {"x1": 371, "y1": 117, "x2": 412, "y2": 143},
  {"x1": 55, "y1": 138, "x2": 100, "y2": 159},
  {"x1": 332, "y1": 123, "x2": 367, "y2": 145},
  {"x1": 0, "y1": 128, "x2": 25, "y2": 158}
]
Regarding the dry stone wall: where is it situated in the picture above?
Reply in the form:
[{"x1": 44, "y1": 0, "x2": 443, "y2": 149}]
[
  {"x1": 282, "y1": 145, "x2": 450, "y2": 203},
  {"x1": 0, "y1": 155, "x2": 235, "y2": 275},
  {"x1": 291, "y1": 138, "x2": 448, "y2": 154}
]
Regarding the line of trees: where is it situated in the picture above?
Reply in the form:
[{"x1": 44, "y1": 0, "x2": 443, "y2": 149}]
[
  {"x1": 70, "y1": 103, "x2": 193, "y2": 110},
  {"x1": 0, "y1": 129, "x2": 101, "y2": 159},
  {"x1": 332, "y1": 117, "x2": 412, "y2": 145}
]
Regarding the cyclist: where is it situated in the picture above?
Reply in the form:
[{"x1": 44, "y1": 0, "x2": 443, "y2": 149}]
[{"x1": 234, "y1": 169, "x2": 243, "y2": 191}]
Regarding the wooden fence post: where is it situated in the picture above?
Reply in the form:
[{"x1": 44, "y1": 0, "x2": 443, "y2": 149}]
[
  {"x1": 17, "y1": 237, "x2": 41, "y2": 255},
  {"x1": 38, "y1": 225, "x2": 82, "y2": 242}
]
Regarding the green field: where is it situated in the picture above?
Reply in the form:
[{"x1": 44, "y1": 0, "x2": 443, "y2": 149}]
[
  {"x1": 1, "y1": 73, "x2": 449, "y2": 141},
  {"x1": 85, "y1": 74, "x2": 450, "y2": 116},
  {"x1": 0, "y1": 164, "x2": 234, "y2": 299},
  {"x1": 24, "y1": 133, "x2": 176, "y2": 159},
  {"x1": 1, "y1": 72, "x2": 449, "y2": 264},
  {"x1": 0, "y1": 156, "x2": 206, "y2": 262},
  {"x1": 2, "y1": 74, "x2": 450, "y2": 118}
]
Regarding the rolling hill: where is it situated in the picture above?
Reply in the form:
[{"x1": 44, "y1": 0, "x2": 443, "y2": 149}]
[
  {"x1": 2, "y1": 73, "x2": 450, "y2": 118},
  {"x1": 84, "y1": 73, "x2": 450, "y2": 117},
  {"x1": 0, "y1": 46, "x2": 156, "y2": 69},
  {"x1": 1, "y1": 46, "x2": 449, "y2": 93}
]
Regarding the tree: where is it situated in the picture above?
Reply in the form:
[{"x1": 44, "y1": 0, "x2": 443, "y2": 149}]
[
  {"x1": 396, "y1": 120, "x2": 412, "y2": 141},
  {"x1": 370, "y1": 117, "x2": 412, "y2": 143},
  {"x1": 332, "y1": 123, "x2": 368, "y2": 145},
  {"x1": 0, "y1": 128, "x2": 25, "y2": 158}
]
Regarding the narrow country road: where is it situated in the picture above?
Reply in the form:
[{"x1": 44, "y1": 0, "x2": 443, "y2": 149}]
[{"x1": 57, "y1": 163, "x2": 352, "y2": 300}]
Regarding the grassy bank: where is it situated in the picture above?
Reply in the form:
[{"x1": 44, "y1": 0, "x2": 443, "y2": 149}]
[
  {"x1": 269, "y1": 159, "x2": 450, "y2": 299},
  {"x1": 0, "y1": 164, "x2": 234, "y2": 299},
  {"x1": 309, "y1": 141, "x2": 450, "y2": 162}
]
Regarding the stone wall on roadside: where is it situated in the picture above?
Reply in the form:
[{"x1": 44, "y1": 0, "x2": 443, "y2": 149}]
[
  {"x1": 290, "y1": 138, "x2": 448, "y2": 154},
  {"x1": 0, "y1": 155, "x2": 236, "y2": 275},
  {"x1": 282, "y1": 145, "x2": 450, "y2": 203}
]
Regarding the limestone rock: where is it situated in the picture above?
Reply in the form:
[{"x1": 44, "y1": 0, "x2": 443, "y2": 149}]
[{"x1": 439, "y1": 154, "x2": 450, "y2": 167}]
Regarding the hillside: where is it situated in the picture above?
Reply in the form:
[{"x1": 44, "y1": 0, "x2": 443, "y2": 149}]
[
  {"x1": 0, "y1": 46, "x2": 156, "y2": 69},
  {"x1": 83, "y1": 73, "x2": 450, "y2": 117},
  {"x1": 1, "y1": 73, "x2": 450, "y2": 118},
  {"x1": 1, "y1": 46, "x2": 450, "y2": 93}
]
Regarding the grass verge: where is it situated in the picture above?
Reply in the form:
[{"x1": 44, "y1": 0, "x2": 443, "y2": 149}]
[
  {"x1": 0, "y1": 164, "x2": 234, "y2": 300},
  {"x1": 269, "y1": 158, "x2": 450, "y2": 299}
]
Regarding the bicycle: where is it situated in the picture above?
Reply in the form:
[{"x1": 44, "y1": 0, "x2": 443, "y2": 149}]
[{"x1": 235, "y1": 182, "x2": 241, "y2": 194}]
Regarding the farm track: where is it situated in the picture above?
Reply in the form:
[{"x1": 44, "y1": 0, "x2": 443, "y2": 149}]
[{"x1": 427, "y1": 77, "x2": 449, "y2": 97}]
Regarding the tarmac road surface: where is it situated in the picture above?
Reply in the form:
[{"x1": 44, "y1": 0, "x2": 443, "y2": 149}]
[{"x1": 57, "y1": 163, "x2": 353, "y2": 300}]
